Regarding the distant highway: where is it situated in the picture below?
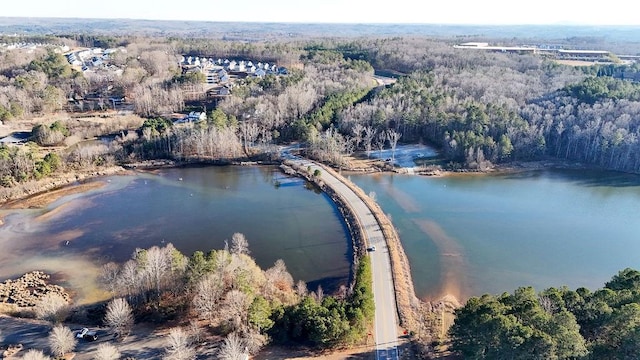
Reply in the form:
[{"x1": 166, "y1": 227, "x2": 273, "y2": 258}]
[{"x1": 286, "y1": 155, "x2": 399, "y2": 359}]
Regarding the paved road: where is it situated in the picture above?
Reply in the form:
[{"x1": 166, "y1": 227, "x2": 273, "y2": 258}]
[{"x1": 291, "y1": 158, "x2": 399, "y2": 359}]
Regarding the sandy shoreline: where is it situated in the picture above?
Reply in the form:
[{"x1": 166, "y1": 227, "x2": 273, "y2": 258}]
[
  {"x1": 3, "y1": 181, "x2": 107, "y2": 210},
  {"x1": 0, "y1": 165, "x2": 130, "y2": 210}
]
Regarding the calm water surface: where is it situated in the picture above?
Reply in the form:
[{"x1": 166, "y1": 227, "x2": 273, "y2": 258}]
[
  {"x1": 0, "y1": 166, "x2": 350, "y2": 302},
  {"x1": 348, "y1": 168, "x2": 640, "y2": 301}
]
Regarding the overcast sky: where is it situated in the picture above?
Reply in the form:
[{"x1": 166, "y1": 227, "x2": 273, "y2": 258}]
[{"x1": 2, "y1": 0, "x2": 637, "y2": 25}]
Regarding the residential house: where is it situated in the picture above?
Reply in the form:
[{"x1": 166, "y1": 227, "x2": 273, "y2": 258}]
[{"x1": 181, "y1": 111, "x2": 207, "y2": 122}]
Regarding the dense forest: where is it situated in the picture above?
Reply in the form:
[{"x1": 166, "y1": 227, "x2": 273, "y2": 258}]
[
  {"x1": 3, "y1": 34, "x2": 640, "y2": 190},
  {"x1": 449, "y1": 268, "x2": 640, "y2": 359}
]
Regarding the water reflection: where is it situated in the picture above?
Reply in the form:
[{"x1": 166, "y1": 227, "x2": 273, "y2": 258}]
[
  {"x1": 501, "y1": 168, "x2": 640, "y2": 188},
  {"x1": 349, "y1": 168, "x2": 640, "y2": 301},
  {"x1": 0, "y1": 166, "x2": 351, "y2": 304}
]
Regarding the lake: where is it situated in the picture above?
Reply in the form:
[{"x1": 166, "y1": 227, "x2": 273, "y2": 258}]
[
  {"x1": 0, "y1": 166, "x2": 351, "y2": 303},
  {"x1": 348, "y1": 167, "x2": 640, "y2": 302},
  {"x1": 4, "y1": 160, "x2": 639, "y2": 306}
]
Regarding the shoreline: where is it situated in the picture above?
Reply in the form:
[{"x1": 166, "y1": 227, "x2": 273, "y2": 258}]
[
  {"x1": 0, "y1": 155, "x2": 604, "y2": 211},
  {"x1": 0, "y1": 165, "x2": 129, "y2": 209},
  {"x1": 0, "y1": 157, "x2": 616, "y2": 325},
  {"x1": 343, "y1": 152, "x2": 619, "y2": 178},
  {"x1": 3, "y1": 181, "x2": 107, "y2": 210}
]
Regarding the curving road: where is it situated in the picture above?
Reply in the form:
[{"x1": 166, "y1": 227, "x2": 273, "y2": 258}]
[{"x1": 289, "y1": 157, "x2": 399, "y2": 359}]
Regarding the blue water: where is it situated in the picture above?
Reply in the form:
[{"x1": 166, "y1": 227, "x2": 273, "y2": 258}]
[
  {"x1": 348, "y1": 168, "x2": 640, "y2": 300},
  {"x1": 0, "y1": 166, "x2": 351, "y2": 296}
]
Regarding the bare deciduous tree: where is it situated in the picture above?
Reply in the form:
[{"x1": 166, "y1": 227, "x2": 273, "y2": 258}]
[
  {"x1": 104, "y1": 298, "x2": 134, "y2": 340},
  {"x1": 21, "y1": 349, "x2": 51, "y2": 360},
  {"x1": 239, "y1": 121, "x2": 260, "y2": 154},
  {"x1": 137, "y1": 244, "x2": 183, "y2": 300},
  {"x1": 192, "y1": 273, "x2": 224, "y2": 325},
  {"x1": 163, "y1": 327, "x2": 195, "y2": 360},
  {"x1": 220, "y1": 290, "x2": 250, "y2": 332},
  {"x1": 363, "y1": 126, "x2": 376, "y2": 157},
  {"x1": 35, "y1": 293, "x2": 70, "y2": 323},
  {"x1": 245, "y1": 330, "x2": 267, "y2": 355},
  {"x1": 94, "y1": 343, "x2": 121, "y2": 360},
  {"x1": 264, "y1": 259, "x2": 295, "y2": 303},
  {"x1": 311, "y1": 285, "x2": 324, "y2": 303},
  {"x1": 131, "y1": 83, "x2": 184, "y2": 117},
  {"x1": 218, "y1": 332, "x2": 248, "y2": 360},
  {"x1": 295, "y1": 280, "x2": 308, "y2": 298},
  {"x1": 386, "y1": 129, "x2": 402, "y2": 161},
  {"x1": 48, "y1": 325, "x2": 76, "y2": 357},
  {"x1": 230, "y1": 233, "x2": 250, "y2": 255},
  {"x1": 99, "y1": 262, "x2": 121, "y2": 294},
  {"x1": 351, "y1": 123, "x2": 364, "y2": 150},
  {"x1": 375, "y1": 132, "x2": 387, "y2": 158},
  {"x1": 119, "y1": 259, "x2": 142, "y2": 299}
]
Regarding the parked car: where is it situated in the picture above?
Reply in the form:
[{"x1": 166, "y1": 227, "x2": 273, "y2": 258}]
[
  {"x1": 368, "y1": 245, "x2": 376, "y2": 252},
  {"x1": 75, "y1": 328, "x2": 98, "y2": 341}
]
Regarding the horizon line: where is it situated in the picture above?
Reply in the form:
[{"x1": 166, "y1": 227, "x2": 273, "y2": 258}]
[{"x1": 1, "y1": 16, "x2": 639, "y2": 28}]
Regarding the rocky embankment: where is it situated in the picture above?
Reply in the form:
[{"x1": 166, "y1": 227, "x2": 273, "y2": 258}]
[{"x1": 0, "y1": 271, "x2": 70, "y2": 308}]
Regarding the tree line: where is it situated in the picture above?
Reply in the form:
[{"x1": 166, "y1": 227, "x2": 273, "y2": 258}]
[
  {"x1": 325, "y1": 38, "x2": 640, "y2": 172},
  {"x1": 4, "y1": 34, "x2": 640, "y2": 189},
  {"x1": 449, "y1": 268, "x2": 640, "y2": 359}
]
